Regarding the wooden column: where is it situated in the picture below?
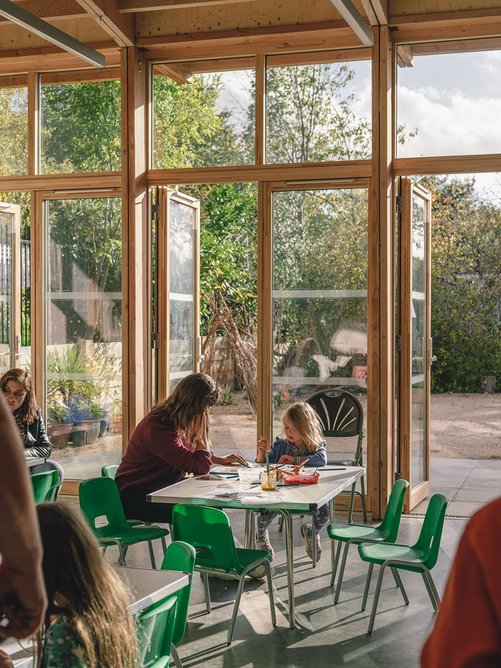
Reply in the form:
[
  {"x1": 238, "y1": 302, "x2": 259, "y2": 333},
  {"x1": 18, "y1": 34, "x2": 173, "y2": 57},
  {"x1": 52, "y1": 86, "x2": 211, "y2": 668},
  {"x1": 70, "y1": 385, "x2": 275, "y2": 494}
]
[
  {"x1": 121, "y1": 47, "x2": 148, "y2": 445},
  {"x1": 371, "y1": 25, "x2": 394, "y2": 519}
]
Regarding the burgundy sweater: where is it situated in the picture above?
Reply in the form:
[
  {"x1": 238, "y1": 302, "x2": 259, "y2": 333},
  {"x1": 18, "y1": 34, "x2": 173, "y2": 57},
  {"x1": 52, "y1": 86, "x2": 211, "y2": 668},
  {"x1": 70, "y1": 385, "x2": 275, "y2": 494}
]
[{"x1": 116, "y1": 411, "x2": 212, "y2": 497}]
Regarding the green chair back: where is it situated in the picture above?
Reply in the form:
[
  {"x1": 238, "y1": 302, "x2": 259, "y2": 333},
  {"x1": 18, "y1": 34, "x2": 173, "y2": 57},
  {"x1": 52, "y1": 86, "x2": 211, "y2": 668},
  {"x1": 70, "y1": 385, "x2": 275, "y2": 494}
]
[
  {"x1": 172, "y1": 505, "x2": 239, "y2": 573},
  {"x1": 101, "y1": 464, "x2": 119, "y2": 479},
  {"x1": 79, "y1": 476, "x2": 129, "y2": 537},
  {"x1": 161, "y1": 541, "x2": 196, "y2": 647},
  {"x1": 414, "y1": 493, "x2": 448, "y2": 569},
  {"x1": 377, "y1": 478, "x2": 409, "y2": 541},
  {"x1": 137, "y1": 595, "x2": 177, "y2": 668},
  {"x1": 31, "y1": 470, "x2": 61, "y2": 503}
]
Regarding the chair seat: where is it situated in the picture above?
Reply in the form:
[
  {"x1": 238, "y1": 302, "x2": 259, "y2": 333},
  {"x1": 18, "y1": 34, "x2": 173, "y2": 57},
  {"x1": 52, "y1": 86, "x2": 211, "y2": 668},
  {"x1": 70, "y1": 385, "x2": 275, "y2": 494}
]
[
  {"x1": 235, "y1": 547, "x2": 272, "y2": 572},
  {"x1": 96, "y1": 524, "x2": 169, "y2": 546},
  {"x1": 358, "y1": 541, "x2": 428, "y2": 570},
  {"x1": 328, "y1": 522, "x2": 388, "y2": 543}
]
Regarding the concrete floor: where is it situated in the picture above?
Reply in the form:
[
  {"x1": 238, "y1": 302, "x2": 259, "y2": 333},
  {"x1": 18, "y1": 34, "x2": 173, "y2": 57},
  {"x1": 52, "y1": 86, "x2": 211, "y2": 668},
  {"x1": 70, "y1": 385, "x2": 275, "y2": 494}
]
[{"x1": 118, "y1": 508, "x2": 467, "y2": 668}]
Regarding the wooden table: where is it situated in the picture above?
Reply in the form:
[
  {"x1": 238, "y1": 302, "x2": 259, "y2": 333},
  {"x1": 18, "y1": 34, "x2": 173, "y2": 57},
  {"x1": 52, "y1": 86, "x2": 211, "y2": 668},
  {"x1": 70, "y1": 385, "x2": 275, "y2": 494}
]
[
  {"x1": 25, "y1": 456, "x2": 44, "y2": 468},
  {"x1": 148, "y1": 465, "x2": 365, "y2": 628}
]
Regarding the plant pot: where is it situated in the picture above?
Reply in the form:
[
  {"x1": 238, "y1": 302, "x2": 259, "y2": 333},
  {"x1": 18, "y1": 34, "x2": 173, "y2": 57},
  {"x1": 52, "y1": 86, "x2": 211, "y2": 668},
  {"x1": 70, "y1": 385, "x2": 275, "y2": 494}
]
[
  {"x1": 71, "y1": 419, "x2": 101, "y2": 446},
  {"x1": 99, "y1": 408, "x2": 111, "y2": 437},
  {"x1": 47, "y1": 422, "x2": 72, "y2": 448}
]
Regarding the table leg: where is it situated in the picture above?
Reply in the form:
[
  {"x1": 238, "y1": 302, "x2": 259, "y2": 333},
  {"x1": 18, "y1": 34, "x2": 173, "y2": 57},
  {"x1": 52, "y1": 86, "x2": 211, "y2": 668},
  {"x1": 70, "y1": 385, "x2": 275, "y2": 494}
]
[
  {"x1": 277, "y1": 509, "x2": 295, "y2": 629},
  {"x1": 329, "y1": 497, "x2": 336, "y2": 579},
  {"x1": 244, "y1": 509, "x2": 255, "y2": 548}
]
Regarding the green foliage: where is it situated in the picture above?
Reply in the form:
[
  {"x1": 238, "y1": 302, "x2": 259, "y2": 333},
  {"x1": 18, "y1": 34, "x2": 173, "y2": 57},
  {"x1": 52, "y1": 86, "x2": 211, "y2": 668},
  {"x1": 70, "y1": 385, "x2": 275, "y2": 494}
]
[
  {"x1": 220, "y1": 391, "x2": 238, "y2": 406},
  {"x1": 47, "y1": 400, "x2": 71, "y2": 423},
  {"x1": 0, "y1": 86, "x2": 28, "y2": 176}
]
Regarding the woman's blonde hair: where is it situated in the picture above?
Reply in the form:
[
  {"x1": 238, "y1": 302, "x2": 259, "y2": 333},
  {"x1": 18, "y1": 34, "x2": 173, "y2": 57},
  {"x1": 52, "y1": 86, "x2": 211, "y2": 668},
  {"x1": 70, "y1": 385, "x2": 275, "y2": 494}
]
[
  {"x1": 283, "y1": 402, "x2": 324, "y2": 453},
  {"x1": 151, "y1": 372, "x2": 220, "y2": 449},
  {"x1": 35, "y1": 502, "x2": 136, "y2": 668}
]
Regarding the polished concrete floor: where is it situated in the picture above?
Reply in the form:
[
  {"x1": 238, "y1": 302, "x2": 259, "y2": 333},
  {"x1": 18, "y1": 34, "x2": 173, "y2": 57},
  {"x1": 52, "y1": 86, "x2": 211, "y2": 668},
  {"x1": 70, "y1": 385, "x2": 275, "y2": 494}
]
[{"x1": 121, "y1": 508, "x2": 468, "y2": 668}]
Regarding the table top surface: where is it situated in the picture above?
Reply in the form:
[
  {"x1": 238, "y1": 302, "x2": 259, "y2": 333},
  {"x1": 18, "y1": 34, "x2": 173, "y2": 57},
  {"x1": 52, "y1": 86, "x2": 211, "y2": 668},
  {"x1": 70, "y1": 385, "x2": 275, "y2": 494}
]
[
  {"x1": 25, "y1": 456, "x2": 45, "y2": 467},
  {"x1": 148, "y1": 465, "x2": 364, "y2": 511}
]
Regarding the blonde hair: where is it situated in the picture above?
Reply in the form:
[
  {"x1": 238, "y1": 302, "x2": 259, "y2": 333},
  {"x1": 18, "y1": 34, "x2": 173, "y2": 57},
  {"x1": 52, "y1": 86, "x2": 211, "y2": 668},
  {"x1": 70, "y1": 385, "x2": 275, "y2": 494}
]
[
  {"x1": 283, "y1": 402, "x2": 324, "y2": 454},
  {"x1": 151, "y1": 372, "x2": 220, "y2": 449},
  {"x1": 35, "y1": 503, "x2": 136, "y2": 668}
]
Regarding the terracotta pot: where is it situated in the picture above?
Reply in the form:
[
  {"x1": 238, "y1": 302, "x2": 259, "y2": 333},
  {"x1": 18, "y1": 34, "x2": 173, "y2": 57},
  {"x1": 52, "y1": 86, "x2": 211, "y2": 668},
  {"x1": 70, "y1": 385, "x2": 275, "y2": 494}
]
[
  {"x1": 47, "y1": 422, "x2": 72, "y2": 448},
  {"x1": 71, "y1": 419, "x2": 101, "y2": 446}
]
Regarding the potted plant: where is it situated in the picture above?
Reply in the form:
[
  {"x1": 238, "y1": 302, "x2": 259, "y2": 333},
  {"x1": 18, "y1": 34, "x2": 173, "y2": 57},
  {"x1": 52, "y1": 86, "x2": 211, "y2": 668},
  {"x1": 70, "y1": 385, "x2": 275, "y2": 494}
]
[
  {"x1": 69, "y1": 397, "x2": 105, "y2": 446},
  {"x1": 47, "y1": 400, "x2": 72, "y2": 448}
]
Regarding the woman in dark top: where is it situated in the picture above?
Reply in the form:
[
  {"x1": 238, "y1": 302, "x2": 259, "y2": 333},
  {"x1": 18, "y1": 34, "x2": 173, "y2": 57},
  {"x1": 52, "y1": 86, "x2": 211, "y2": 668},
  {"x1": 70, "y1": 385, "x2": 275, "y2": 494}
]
[
  {"x1": 116, "y1": 372, "x2": 247, "y2": 524},
  {"x1": 0, "y1": 368, "x2": 63, "y2": 479}
]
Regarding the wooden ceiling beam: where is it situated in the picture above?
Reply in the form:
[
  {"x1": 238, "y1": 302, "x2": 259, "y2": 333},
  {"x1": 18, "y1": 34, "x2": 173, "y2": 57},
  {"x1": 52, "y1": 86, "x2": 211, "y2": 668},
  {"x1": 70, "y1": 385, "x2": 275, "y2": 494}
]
[
  {"x1": 0, "y1": 42, "x2": 119, "y2": 75},
  {"x1": 76, "y1": 0, "x2": 135, "y2": 47},
  {"x1": 329, "y1": 0, "x2": 374, "y2": 46},
  {"x1": 361, "y1": 0, "x2": 387, "y2": 25},
  {"x1": 0, "y1": 1, "x2": 85, "y2": 24},
  {"x1": 118, "y1": 0, "x2": 255, "y2": 12}
]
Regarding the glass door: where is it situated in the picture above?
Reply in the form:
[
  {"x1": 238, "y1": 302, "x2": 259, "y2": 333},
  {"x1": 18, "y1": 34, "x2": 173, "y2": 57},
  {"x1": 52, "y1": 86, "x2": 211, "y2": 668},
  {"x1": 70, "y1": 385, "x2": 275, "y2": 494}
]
[
  {"x1": 398, "y1": 178, "x2": 432, "y2": 510},
  {"x1": 0, "y1": 202, "x2": 21, "y2": 373},
  {"x1": 266, "y1": 182, "x2": 371, "y2": 510},
  {"x1": 156, "y1": 188, "x2": 200, "y2": 399}
]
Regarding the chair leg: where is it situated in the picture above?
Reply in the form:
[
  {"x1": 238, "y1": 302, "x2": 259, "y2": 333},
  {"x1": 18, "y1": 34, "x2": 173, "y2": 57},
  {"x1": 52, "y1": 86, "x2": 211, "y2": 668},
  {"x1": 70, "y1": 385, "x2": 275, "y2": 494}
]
[
  {"x1": 201, "y1": 572, "x2": 211, "y2": 613},
  {"x1": 360, "y1": 474, "x2": 368, "y2": 523},
  {"x1": 390, "y1": 568, "x2": 409, "y2": 605},
  {"x1": 278, "y1": 514, "x2": 284, "y2": 533},
  {"x1": 347, "y1": 482, "x2": 356, "y2": 523},
  {"x1": 311, "y1": 512, "x2": 317, "y2": 567},
  {"x1": 361, "y1": 562, "x2": 374, "y2": 612},
  {"x1": 367, "y1": 564, "x2": 388, "y2": 634},
  {"x1": 330, "y1": 540, "x2": 343, "y2": 587},
  {"x1": 334, "y1": 541, "x2": 351, "y2": 604},
  {"x1": 161, "y1": 535, "x2": 167, "y2": 554},
  {"x1": 118, "y1": 543, "x2": 127, "y2": 567},
  {"x1": 265, "y1": 560, "x2": 277, "y2": 627},
  {"x1": 171, "y1": 644, "x2": 183, "y2": 668},
  {"x1": 227, "y1": 572, "x2": 248, "y2": 645},
  {"x1": 148, "y1": 541, "x2": 157, "y2": 569},
  {"x1": 422, "y1": 571, "x2": 441, "y2": 611}
]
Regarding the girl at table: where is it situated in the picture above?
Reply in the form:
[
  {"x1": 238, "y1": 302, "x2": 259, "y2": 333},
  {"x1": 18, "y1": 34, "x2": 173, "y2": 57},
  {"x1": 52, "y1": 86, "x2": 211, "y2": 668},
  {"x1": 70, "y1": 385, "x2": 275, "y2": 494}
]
[
  {"x1": 0, "y1": 368, "x2": 64, "y2": 480},
  {"x1": 255, "y1": 402, "x2": 327, "y2": 563},
  {"x1": 116, "y1": 372, "x2": 248, "y2": 525},
  {"x1": 0, "y1": 502, "x2": 136, "y2": 668}
]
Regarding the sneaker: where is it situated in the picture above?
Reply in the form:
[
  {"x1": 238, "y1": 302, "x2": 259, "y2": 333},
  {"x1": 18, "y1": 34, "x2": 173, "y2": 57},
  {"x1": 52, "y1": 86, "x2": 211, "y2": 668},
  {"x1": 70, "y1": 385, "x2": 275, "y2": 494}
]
[
  {"x1": 249, "y1": 560, "x2": 269, "y2": 580},
  {"x1": 255, "y1": 530, "x2": 275, "y2": 561},
  {"x1": 300, "y1": 524, "x2": 322, "y2": 563}
]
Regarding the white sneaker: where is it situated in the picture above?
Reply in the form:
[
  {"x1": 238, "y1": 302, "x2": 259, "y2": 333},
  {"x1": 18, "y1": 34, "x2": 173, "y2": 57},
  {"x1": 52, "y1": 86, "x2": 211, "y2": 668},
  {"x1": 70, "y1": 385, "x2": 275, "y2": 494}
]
[
  {"x1": 255, "y1": 530, "x2": 275, "y2": 561},
  {"x1": 300, "y1": 524, "x2": 321, "y2": 563}
]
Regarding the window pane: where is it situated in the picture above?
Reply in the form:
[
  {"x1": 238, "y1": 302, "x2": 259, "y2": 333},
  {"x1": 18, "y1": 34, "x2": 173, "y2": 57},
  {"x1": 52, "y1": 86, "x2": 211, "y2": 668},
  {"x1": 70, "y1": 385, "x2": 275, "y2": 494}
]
[
  {"x1": 0, "y1": 82, "x2": 28, "y2": 175},
  {"x1": 397, "y1": 42, "x2": 501, "y2": 157},
  {"x1": 40, "y1": 78, "x2": 121, "y2": 173},
  {"x1": 266, "y1": 55, "x2": 371, "y2": 163},
  {"x1": 272, "y1": 187, "x2": 369, "y2": 462},
  {"x1": 45, "y1": 197, "x2": 122, "y2": 478},
  {"x1": 152, "y1": 62, "x2": 255, "y2": 168}
]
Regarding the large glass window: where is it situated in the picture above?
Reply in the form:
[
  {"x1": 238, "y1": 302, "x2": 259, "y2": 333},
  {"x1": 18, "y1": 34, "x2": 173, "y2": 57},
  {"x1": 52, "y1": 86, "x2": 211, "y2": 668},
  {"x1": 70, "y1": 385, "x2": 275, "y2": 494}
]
[
  {"x1": 396, "y1": 40, "x2": 501, "y2": 157},
  {"x1": 0, "y1": 79, "x2": 28, "y2": 175},
  {"x1": 152, "y1": 60, "x2": 255, "y2": 168},
  {"x1": 40, "y1": 76, "x2": 121, "y2": 173},
  {"x1": 266, "y1": 53, "x2": 371, "y2": 163},
  {"x1": 271, "y1": 186, "x2": 369, "y2": 461},
  {"x1": 45, "y1": 197, "x2": 122, "y2": 478}
]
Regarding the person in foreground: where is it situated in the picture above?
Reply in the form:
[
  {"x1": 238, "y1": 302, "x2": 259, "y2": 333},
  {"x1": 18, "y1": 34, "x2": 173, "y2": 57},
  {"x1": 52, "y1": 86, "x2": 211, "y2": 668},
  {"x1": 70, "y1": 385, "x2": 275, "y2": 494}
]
[
  {"x1": 255, "y1": 401, "x2": 327, "y2": 562},
  {"x1": 0, "y1": 502, "x2": 136, "y2": 668},
  {"x1": 0, "y1": 392, "x2": 46, "y2": 643},
  {"x1": 0, "y1": 369, "x2": 63, "y2": 479},
  {"x1": 116, "y1": 372, "x2": 248, "y2": 524},
  {"x1": 420, "y1": 496, "x2": 501, "y2": 668}
]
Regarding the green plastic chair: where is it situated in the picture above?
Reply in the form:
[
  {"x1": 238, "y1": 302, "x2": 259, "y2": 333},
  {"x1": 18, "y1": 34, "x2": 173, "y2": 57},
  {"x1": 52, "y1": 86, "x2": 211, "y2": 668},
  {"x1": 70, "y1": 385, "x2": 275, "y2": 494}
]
[
  {"x1": 358, "y1": 493, "x2": 448, "y2": 633},
  {"x1": 137, "y1": 595, "x2": 177, "y2": 668},
  {"x1": 101, "y1": 464, "x2": 119, "y2": 478},
  {"x1": 328, "y1": 478, "x2": 409, "y2": 602},
  {"x1": 79, "y1": 477, "x2": 169, "y2": 568},
  {"x1": 172, "y1": 504, "x2": 276, "y2": 645},
  {"x1": 31, "y1": 470, "x2": 62, "y2": 503},
  {"x1": 161, "y1": 541, "x2": 196, "y2": 668}
]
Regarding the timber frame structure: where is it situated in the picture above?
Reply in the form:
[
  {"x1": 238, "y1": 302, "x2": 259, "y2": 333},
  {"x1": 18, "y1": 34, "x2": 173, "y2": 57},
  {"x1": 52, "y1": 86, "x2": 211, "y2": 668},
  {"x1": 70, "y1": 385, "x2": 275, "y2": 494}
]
[{"x1": 1, "y1": 0, "x2": 501, "y2": 512}]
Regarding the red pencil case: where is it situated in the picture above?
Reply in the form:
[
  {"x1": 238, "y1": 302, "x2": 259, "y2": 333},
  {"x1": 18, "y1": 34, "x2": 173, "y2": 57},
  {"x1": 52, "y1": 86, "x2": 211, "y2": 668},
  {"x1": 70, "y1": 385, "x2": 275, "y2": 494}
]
[{"x1": 280, "y1": 471, "x2": 320, "y2": 485}]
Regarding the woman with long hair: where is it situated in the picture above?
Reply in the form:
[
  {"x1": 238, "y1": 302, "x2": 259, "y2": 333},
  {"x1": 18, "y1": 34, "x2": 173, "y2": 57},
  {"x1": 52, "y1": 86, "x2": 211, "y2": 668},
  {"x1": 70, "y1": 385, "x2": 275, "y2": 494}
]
[
  {"x1": 116, "y1": 372, "x2": 247, "y2": 524},
  {"x1": 0, "y1": 368, "x2": 63, "y2": 479},
  {"x1": 0, "y1": 502, "x2": 136, "y2": 667}
]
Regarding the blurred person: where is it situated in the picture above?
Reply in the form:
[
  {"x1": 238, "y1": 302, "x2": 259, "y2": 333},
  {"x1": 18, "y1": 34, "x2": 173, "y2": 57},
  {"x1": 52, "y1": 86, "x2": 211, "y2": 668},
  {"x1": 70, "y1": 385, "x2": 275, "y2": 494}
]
[
  {"x1": 421, "y1": 496, "x2": 501, "y2": 668},
  {"x1": 0, "y1": 392, "x2": 46, "y2": 643}
]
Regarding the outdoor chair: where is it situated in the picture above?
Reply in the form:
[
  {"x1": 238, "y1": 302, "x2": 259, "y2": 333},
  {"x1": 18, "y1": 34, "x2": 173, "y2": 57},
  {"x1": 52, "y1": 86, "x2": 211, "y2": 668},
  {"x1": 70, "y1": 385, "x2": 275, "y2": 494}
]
[
  {"x1": 31, "y1": 469, "x2": 62, "y2": 503},
  {"x1": 101, "y1": 464, "x2": 119, "y2": 478},
  {"x1": 307, "y1": 388, "x2": 367, "y2": 522},
  {"x1": 358, "y1": 493, "x2": 448, "y2": 633},
  {"x1": 161, "y1": 541, "x2": 196, "y2": 668},
  {"x1": 172, "y1": 504, "x2": 276, "y2": 645},
  {"x1": 137, "y1": 595, "x2": 178, "y2": 668},
  {"x1": 328, "y1": 478, "x2": 409, "y2": 602},
  {"x1": 79, "y1": 477, "x2": 169, "y2": 568}
]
